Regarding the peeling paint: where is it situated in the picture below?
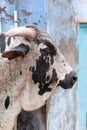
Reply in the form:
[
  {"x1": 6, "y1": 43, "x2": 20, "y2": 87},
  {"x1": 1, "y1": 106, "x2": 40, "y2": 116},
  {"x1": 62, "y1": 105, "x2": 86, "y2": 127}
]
[
  {"x1": 5, "y1": 13, "x2": 14, "y2": 21},
  {"x1": 0, "y1": 0, "x2": 46, "y2": 31},
  {"x1": 21, "y1": 9, "x2": 31, "y2": 16},
  {"x1": 0, "y1": 6, "x2": 14, "y2": 21},
  {"x1": 0, "y1": 7, "x2": 6, "y2": 14}
]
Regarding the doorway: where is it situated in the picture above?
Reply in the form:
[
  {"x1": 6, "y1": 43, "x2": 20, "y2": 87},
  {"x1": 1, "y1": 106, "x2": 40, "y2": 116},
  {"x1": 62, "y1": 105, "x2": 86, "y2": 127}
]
[{"x1": 79, "y1": 23, "x2": 87, "y2": 130}]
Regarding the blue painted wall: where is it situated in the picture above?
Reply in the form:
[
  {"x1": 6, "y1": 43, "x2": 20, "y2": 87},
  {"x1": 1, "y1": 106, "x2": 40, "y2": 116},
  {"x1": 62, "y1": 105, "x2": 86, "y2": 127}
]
[
  {"x1": 79, "y1": 23, "x2": 87, "y2": 130},
  {"x1": 0, "y1": 0, "x2": 15, "y2": 31},
  {"x1": 18, "y1": 0, "x2": 47, "y2": 28},
  {"x1": 0, "y1": 0, "x2": 47, "y2": 32}
]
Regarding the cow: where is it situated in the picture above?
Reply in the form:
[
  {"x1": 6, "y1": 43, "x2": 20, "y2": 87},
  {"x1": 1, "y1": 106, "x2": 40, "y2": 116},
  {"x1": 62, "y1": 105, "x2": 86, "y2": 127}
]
[{"x1": 0, "y1": 25, "x2": 77, "y2": 130}]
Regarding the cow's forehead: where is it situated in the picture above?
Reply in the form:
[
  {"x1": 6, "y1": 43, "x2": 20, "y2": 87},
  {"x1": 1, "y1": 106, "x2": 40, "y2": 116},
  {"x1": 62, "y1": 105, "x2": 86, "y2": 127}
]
[{"x1": 5, "y1": 35, "x2": 72, "y2": 75}]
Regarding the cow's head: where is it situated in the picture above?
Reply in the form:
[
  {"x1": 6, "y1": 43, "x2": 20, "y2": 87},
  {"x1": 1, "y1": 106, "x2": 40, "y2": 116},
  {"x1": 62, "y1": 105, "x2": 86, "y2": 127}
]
[
  {"x1": 0, "y1": 25, "x2": 77, "y2": 130},
  {"x1": 0, "y1": 25, "x2": 77, "y2": 92}
]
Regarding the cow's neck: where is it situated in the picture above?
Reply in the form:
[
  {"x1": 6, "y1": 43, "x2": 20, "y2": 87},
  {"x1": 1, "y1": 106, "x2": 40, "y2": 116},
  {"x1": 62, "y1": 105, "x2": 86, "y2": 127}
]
[{"x1": 0, "y1": 57, "x2": 26, "y2": 94}]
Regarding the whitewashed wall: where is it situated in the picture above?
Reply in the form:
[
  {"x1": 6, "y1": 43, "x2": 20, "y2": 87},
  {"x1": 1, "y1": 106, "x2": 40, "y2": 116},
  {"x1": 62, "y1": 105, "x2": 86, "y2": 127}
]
[{"x1": 46, "y1": 0, "x2": 78, "y2": 130}]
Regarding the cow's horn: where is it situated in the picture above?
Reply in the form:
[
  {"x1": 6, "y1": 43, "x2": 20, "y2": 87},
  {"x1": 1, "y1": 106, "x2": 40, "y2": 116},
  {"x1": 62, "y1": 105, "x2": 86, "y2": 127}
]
[{"x1": 4, "y1": 27, "x2": 36, "y2": 41}]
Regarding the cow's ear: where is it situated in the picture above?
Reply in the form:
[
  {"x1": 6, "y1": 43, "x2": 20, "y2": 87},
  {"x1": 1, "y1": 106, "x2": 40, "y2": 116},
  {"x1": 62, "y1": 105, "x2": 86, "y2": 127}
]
[{"x1": 2, "y1": 43, "x2": 29, "y2": 60}]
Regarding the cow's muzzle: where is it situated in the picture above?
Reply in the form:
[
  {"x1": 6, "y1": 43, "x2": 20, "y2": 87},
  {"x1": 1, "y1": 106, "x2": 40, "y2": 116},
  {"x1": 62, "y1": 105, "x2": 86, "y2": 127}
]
[{"x1": 58, "y1": 71, "x2": 77, "y2": 89}]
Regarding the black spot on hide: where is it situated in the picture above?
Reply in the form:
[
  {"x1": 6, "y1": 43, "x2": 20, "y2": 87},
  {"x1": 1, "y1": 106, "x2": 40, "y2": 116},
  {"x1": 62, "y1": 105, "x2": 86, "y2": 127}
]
[
  {"x1": 20, "y1": 71, "x2": 22, "y2": 75},
  {"x1": 46, "y1": 75, "x2": 50, "y2": 81},
  {"x1": 5, "y1": 96, "x2": 10, "y2": 109},
  {"x1": 38, "y1": 68, "x2": 58, "y2": 95},
  {"x1": 30, "y1": 64, "x2": 58, "y2": 95},
  {"x1": 29, "y1": 39, "x2": 58, "y2": 95},
  {"x1": 7, "y1": 37, "x2": 11, "y2": 46},
  {"x1": 36, "y1": 39, "x2": 57, "y2": 55},
  {"x1": 37, "y1": 39, "x2": 57, "y2": 65},
  {"x1": 0, "y1": 34, "x2": 6, "y2": 53}
]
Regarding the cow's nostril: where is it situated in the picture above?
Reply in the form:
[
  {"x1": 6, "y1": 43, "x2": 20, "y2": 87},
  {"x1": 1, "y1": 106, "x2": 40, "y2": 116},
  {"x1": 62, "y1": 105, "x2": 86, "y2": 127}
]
[{"x1": 73, "y1": 75, "x2": 77, "y2": 81}]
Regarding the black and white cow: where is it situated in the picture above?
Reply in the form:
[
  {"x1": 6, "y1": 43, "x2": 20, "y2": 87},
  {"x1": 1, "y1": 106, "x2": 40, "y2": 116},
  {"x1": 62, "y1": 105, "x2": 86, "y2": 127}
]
[{"x1": 0, "y1": 25, "x2": 77, "y2": 130}]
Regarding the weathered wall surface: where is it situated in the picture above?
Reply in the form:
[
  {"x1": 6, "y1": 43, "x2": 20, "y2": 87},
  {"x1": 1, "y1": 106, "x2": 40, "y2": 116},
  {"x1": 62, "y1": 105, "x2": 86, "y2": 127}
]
[
  {"x1": 0, "y1": 0, "x2": 47, "y2": 32},
  {"x1": 78, "y1": 0, "x2": 87, "y2": 22},
  {"x1": 46, "y1": 0, "x2": 78, "y2": 130}
]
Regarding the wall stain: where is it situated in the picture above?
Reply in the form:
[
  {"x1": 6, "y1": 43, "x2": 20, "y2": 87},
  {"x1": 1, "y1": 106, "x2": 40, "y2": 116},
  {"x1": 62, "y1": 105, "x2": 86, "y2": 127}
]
[
  {"x1": 24, "y1": 18, "x2": 27, "y2": 24},
  {"x1": 59, "y1": 39, "x2": 78, "y2": 68},
  {"x1": 33, "y1": 23, "x2": 38, "y2": 25},
  {"x1": 21, "y1": 9, "x2": 31, "y2": 16},
  {"x1": 8, "y1": 0, "x2": 14, "y2": 5}
]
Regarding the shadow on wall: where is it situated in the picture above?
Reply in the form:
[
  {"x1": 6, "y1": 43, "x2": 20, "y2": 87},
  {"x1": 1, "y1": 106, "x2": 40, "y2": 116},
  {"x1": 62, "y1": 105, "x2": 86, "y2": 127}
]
[{"x1": 17, "y1": 105, "x2": 46, "y2": 130}]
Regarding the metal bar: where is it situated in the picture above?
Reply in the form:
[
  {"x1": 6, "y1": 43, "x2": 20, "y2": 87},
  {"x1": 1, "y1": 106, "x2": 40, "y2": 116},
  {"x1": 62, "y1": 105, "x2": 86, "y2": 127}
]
[
  {"x1": 0, "y1": 22, "x2": 2, "y2": 32},
  {"x1": 0, "y1": 18, "x2": 3, "y2": 32},
  {"x1": 14, "y1": 0, "x2": 19, "y2": 28},
  {"x1": 14, "y1": 10, "x2": 18, "y2": 28}
]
